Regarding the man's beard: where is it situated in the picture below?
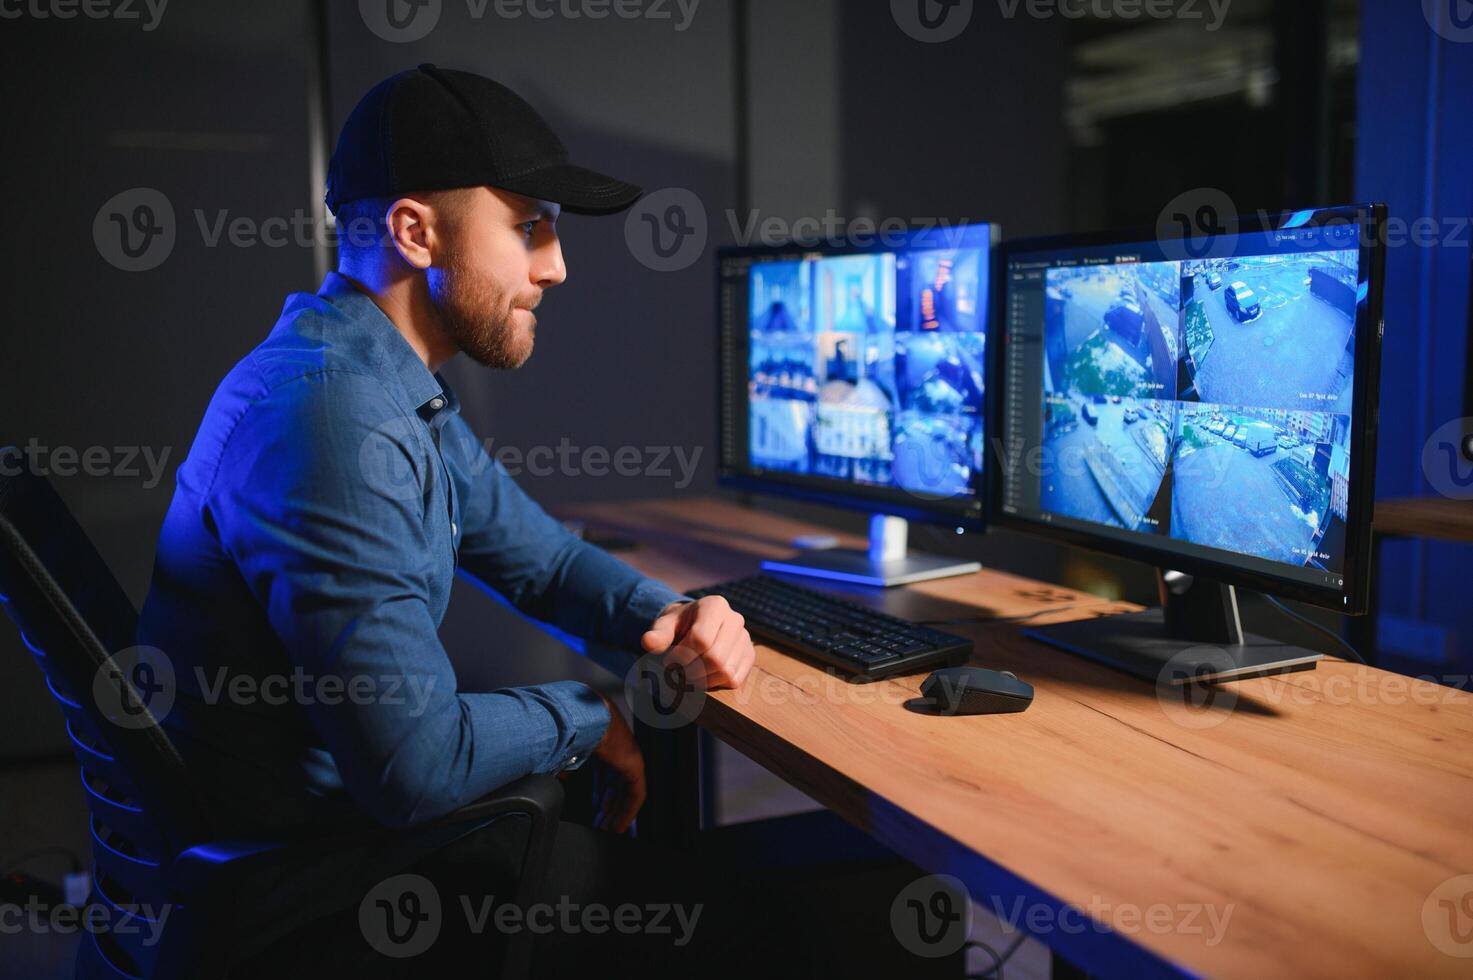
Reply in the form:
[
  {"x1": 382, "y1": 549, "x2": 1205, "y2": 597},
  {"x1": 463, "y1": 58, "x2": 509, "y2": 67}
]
[{"x1": 428, "y1": 253, "x2": 538, "y2": 369}]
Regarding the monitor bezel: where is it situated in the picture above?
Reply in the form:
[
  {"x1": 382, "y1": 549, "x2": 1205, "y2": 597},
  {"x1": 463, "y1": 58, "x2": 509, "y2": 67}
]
[
  {"x1": 716, "y1": 222, "x2": 999, "y2": 531},
  {"x1": 987, "y1": 204, "x2": 1386, "y2": 615}
]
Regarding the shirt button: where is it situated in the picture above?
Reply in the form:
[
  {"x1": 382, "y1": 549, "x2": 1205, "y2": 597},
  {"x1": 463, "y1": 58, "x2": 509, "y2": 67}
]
[
  {"x1": 429, "y1": 397, "x2": 445, "y2": 411},
  {"x1": 451, "y1": 522, "x2": 458, "y2": 537},
  {"x1": 567, "y1": 755, "x2": 579, "y2": 768}
]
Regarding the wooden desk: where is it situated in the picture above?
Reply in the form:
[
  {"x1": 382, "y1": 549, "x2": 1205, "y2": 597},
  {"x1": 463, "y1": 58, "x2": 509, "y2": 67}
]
[{"x1": 564, "y1": 496, "x2": 1473, "y2": 979}]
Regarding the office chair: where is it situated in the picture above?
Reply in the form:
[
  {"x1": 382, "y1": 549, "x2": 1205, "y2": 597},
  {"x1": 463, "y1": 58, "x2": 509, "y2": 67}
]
[{"x1": 0, "y1": 460, "x2": 563, "y2": 979}]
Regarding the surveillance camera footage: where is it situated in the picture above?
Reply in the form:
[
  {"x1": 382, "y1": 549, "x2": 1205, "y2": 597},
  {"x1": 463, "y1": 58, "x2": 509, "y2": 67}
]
[
  {"x1": 1010, "y1": 221, "x2": 1367, "y2": 583},
  {"x1": 734, "y1": 227, "x2": 991, "y2": 500},
  {"x1": 1179, "y1": 250, "x2": 1359, "y2": 414}
]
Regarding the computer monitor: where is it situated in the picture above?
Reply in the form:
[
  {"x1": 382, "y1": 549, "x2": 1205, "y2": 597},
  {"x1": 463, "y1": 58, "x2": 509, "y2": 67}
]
[
  {"x1": 992, "y1": 204, "x2": 1386, "y2": 682},
  {"x1": 717, "y1": 222, "x2": 998, "y2": 586}
]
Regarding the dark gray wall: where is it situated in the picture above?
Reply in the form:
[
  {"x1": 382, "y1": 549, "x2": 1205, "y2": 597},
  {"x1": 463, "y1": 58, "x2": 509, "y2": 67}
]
[
  {"x1": 1, "y1": 2, "x2": 322, "y2": 759},
  {"x1": 837, "y1": 1, "x2": 1071, "y2": 238}
]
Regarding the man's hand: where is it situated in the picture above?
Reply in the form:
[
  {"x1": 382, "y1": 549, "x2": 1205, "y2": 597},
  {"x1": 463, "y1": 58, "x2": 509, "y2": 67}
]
[
  {"x1": 592, "y1": 694, "x2": 645, "y2": 834},
  {"x1": 640, "y1": 596, "x2": 756, "y2": 690}
]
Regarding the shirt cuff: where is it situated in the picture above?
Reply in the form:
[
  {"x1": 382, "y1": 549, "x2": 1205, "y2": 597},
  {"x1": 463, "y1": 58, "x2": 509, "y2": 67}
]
[
  {"x1": 616, "y1": 578, "x2": 692, "y2": 648},
  {"x1": 540, "y1": 680, "x2": 610, "y2": 772}
]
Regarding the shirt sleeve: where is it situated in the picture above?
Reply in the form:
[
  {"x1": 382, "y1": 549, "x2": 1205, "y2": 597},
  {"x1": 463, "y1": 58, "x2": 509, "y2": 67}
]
[
  {"x1": 444, "y1": 415, "x2": 689, "y2": 648},
  {"x1": 205, "y1": 372, "x2": 609, "y2": 829}
]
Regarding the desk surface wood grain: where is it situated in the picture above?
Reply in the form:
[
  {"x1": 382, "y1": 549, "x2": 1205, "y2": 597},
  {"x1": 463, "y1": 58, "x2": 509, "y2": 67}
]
[{"x1": 562, "y1": 496, "x2": 1473, "y2": 979}]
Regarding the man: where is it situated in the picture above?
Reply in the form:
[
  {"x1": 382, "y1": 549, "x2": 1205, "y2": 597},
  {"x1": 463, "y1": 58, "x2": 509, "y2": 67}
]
[{"x1": 138, "y1": 65, "x2": 759, "y2": 972}]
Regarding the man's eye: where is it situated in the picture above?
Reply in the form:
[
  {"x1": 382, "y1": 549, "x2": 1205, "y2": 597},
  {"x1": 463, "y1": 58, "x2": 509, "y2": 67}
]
[{"x1": 520, "y1": 220, "x2": 537, "y2": 238}]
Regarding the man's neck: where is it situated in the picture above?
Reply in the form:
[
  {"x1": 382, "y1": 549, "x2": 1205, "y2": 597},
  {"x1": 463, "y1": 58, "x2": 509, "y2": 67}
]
[{"x1": 336, "y1": 268, "x2": 458, "y2": 373}]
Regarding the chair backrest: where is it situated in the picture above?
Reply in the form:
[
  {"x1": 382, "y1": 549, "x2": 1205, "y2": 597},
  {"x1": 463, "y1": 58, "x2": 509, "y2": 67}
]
[{"x1": 0, "y1": 461, "x2": 207, "y2": 977}]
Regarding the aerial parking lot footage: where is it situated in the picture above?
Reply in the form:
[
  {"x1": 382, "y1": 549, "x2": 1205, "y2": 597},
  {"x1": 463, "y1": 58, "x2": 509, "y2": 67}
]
[
  {"x1": 1180, "y1": 250, "x2": 1360, "y2": 414},
  {"x1": 1022, "y1": 235, "x2": 1366, "y2": 576},
  {"x1": 1169, "y1": 404, "x2": 1351, "y2": 570}
]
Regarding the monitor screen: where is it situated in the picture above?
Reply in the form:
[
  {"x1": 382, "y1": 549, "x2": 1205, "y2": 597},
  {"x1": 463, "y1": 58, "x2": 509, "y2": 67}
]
[
  {"x1": 718, "y1": 223, "x2": 995, "y2": 526},
  {"x1": 996, "y1": 207, "x2": 1383, "y2": 609}
]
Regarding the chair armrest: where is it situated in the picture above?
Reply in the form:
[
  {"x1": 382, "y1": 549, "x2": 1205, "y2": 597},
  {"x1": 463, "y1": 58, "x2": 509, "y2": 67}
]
[
  {"x1": 416, "y1": 771, "x2": 565, "y2": 832},
  {"x1": 159, "y1": 774, "x2": 565, "y2": 979}
]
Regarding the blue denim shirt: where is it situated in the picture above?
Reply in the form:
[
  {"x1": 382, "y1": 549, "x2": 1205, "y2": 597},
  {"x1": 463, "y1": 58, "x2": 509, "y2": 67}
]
[{"x1": 139, "y1": 273, "x2": 685, "y2": 833}]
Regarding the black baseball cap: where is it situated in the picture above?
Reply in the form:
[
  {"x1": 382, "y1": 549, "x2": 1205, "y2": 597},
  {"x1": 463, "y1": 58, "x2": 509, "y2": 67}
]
[{"x1": 325, "y1": 64, "x2": 641, "y2": 217}]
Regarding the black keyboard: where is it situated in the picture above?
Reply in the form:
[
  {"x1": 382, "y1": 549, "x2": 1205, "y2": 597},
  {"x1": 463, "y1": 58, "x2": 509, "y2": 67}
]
[{"x1": 686, "y1": 575, "x2": 972, "y2": 679}]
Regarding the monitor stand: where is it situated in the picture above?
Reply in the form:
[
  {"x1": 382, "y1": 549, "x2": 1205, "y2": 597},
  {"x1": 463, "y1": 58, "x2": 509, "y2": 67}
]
[
  {"x1": 761, "y1": 515, "x2": 981, "y2": 588},
  {"x1": 1026, "y1": 570, "x2": 1325, "y2": 684}
]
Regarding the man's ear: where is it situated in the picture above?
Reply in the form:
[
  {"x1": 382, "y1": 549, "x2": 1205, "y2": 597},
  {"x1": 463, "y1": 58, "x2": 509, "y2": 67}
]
[{"x1": 384, "y1": 197, "x2": 435, "y2": 270}]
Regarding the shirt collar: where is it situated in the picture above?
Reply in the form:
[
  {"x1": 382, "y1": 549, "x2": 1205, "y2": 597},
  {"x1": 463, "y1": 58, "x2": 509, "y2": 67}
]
[{"x1": 313, "y1": 272, "x2": 458, "y2": 419}]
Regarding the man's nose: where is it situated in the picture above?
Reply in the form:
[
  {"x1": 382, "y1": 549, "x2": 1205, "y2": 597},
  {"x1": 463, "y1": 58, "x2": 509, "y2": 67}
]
[{"x1": 535, "y1": 237, "x2": 567, "y2": 289}]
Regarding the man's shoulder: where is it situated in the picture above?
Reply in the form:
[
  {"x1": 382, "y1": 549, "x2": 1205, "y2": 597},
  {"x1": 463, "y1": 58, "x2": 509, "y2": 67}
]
[
  {"x1": 181, "y1": 302, "x2": 412, "y2": 498},
  {"x1": 213, "y1": 293, "x2": 407, "y2": 420},
  {"x1": 235, "y1": 294, "x2": 375, "y2": 394}
]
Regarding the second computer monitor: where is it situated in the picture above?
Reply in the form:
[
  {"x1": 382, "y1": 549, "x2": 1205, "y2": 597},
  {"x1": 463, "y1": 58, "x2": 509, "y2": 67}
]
[{"x1": 994, "y1": 205, "x2": 1385, "y2": 615}]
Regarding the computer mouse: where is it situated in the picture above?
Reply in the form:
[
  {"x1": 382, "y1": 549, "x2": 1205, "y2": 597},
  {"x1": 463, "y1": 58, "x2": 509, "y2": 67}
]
[{"x1": 920, "y1": 666, "x2": 1034, "y2": 715}]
